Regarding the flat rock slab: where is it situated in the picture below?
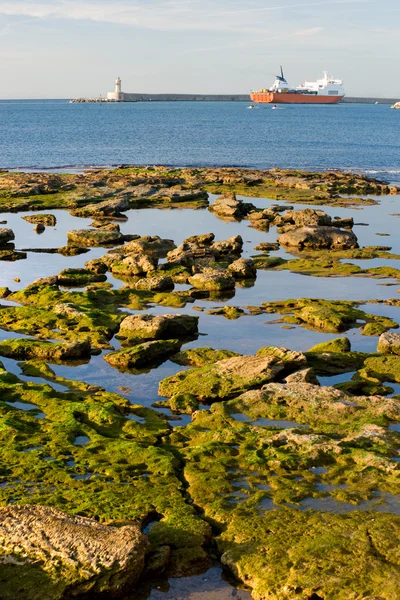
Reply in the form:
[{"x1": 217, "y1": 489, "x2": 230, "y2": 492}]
[
  {"x1": 278, "y1": 225, "x2": 358, "y2": 250},
  {"x1": 67, "y1": 229, "x2": 125, "y2": 247},
  {"x1": 0, "y1": 504, "x2": 148, "y2": 600}
]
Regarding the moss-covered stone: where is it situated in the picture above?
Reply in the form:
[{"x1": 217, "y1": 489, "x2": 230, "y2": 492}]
[
  {"x1": 308, "y1": 337, "x2": 351, "y2": 353},
  {"x1": 104, "y1": 340, "x2": 182, "y2": 371},
  {"x1": 0, "y1": 338, "x2": 91, "y2": 362},
  {"x1": 171, "y1": 347, "x2": 240, "y2": 367}
]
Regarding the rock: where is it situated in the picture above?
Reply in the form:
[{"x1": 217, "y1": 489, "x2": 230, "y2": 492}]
[
  {"x1": 279, "y1": 208, "x2": 333, "y2": 228},
  {"x1": 308, "y1": 337, "x2": 352, "y2": 353},
  {"x1": 23, "y1": 214, "x2": 56, "y2": 226},
  {"x1": 211, "y1": 235, "x2": 243, "y2": 256},
  {"x1": 0, "y1": 338, "x2": 91, "y2": 362},
  {"x1": 209, "y1": 193, "x2": 255, "y2": 219},
  {"x1": 188, "y1": 271, "x2": 235, "y2": 291},
  {"x1": 122, "y1": 236, "x2": 176, "y2": 258},
  {"x1": 34, "y1": 223, "x2": 45, "y2": 233},
  {"x1": 254, "y1": 242, "x2": 280, "y2": 252},
  {"x1": 278, "y1": 226, "x2": 359, "y2": 250},
  {"x1": 129, "y1": 276, "x2": 174, "y2": 292},
  {"x1": 84, "y1": 258, "x2": 108, "y2": 274},
  {"x1": 27, "y1": 275, "x2": 59, "y2": 289},
  {"x1": 91, "y1": 221, "x2": 121, "y2": 232},
  {"x1": 377, "y1": 331, "x2": 400, "y2": 355},
  {"x1": 119, "y1": 314, "x2": 199, "y2": 342},
  {"x1": 0, "y1": 504, "x2": 148, "y2": 600},
  {"x1": 227, "y1": 258, "x2": 257, "y2": 279},
  {"x1": 67, "y1": 229, "x2": 125, "y2": 247},
  {"x1": 56, "y1": 268, "x2": 107, "y2": 287},
  {"x1": 111, "y1": 254, "x2": 158, "y2": 276},
  {"x1": 104, "y1": 340, "x2": 182, "y2": 370},
  {"x1": 0, "y1": 228, "x2": 15, "y2": 247},
  {"x1": 159, "y1": 355, "x2": 285, "y2": 401},
  {"x1": 206, "y1": 306, "x2": 245, "y2": 319},
  {"x1": 285, "y1": 367, "x2": 320, "y2": 385},
  {"x1": 72, "y1": 196, "x2": 130, "y2": 218},
  {"x1": 184, "y1": 233, "x2": 215, "y2": 246},
  {"x1": 167, "y1": 241, "x2": 217, "y2": 268},
  {"x1": 256, "y1": 346, "x2": 307, "y2": 371},
  {"x1": 333, "y1": 216, "x2": 354, "y2": 228}
]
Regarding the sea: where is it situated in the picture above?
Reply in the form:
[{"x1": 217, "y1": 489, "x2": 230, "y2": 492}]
[{"x1": 0, "y1": 100, "x2": 399, "y2": 184}]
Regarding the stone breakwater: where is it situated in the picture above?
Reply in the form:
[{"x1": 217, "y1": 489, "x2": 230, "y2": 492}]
[{"x1": 0, "y1": 167, "x2": 400, "y2": 599}]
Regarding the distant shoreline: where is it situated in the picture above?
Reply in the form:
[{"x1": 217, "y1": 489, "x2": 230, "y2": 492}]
[{"x1": 0, "y1": 96, "x2": 398, "y2": 104}]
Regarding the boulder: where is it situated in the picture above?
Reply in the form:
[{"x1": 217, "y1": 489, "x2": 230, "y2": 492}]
[
  {"x1": 278, "y1": 226, "x2": 358, "y2": 250},
  {"x1": 183, "y1": 233, "x2": 215, "y2": 247},
  {"x1": 308, "y1": 337, "x2": 351, "y2": 353},
  {"x1": 0, "y1": 504, "x2": 148, "y2": 600},
  {"x1": 280, "y1": 208, "x2": 332, "y2": 228},
  {"x1": 167, "y1": 242, "x2": 217, "y2": 268},
  {"x1": 188, "y1": 271, "x2": 235, "y2": 291},
  {"x1": 119, "y1": 314, "x2": 199, "y2": 342},
  {"x1": 254, "y1": 242, "x2": 280, "y2": 252},
  {"x1": 285, "y1": 367, "x2": 320, "y2": 385},
  {"x1": 209, "y1": 193, "x2": 255, "y2": 219},
  {"x1": 67, "y1": 229, "x2": 125, "y2": 247},
  {"x1": 227, "y1": 258, "x2": 257, "y2": 279},
  {"x1": 159, "y1": 355, "x2": 285, "y2": 401},
  {"x1": 377, "y1": 331, "x2": 400, "y2": 355},
  {"x1": 0, "y1": 228, "x2": 15, "y2": 247}
]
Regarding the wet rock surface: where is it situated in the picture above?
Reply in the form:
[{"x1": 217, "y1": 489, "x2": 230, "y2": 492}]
[{"x1": 0, "y1": 505, "x2": 148, "y2": 600}]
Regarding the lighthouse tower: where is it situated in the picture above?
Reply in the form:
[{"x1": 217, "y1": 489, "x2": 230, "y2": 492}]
[{"x1": 107, "y1": 77, "x2": 124, "y2": 102}]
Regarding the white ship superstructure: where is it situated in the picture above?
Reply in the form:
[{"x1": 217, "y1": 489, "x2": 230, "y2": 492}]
[{"x1": 296, "y1": 71, "x2": 345, "y2": 97}]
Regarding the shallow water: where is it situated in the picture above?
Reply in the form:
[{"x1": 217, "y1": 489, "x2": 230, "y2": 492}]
[{"x1": 2, "y1": 189, "x2": 400, "y2": 599}]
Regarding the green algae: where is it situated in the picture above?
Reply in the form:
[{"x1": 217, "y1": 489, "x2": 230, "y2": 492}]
[
  {"x1": 171, "y1": 347, "x2": 240, "y2": 367},
  {"x1": 262, "y1": 298, "x2": 398, "y2": 335},
  {"x1": 308, "y1": 337, "x2": 351, "y2": 353},
  {"x1": 0, "y1": 338, "x2": 91, "y2": 363}
]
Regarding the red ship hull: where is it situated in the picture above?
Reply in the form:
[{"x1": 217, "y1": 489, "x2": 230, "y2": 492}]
[{"x1": 250, "y1": 91, "x2": 343, "y2": 104}]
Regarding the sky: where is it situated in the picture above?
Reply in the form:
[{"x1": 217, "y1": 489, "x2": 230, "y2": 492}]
[{"x1": 0, "y1": 0, "x2": 399, "y2": 98}]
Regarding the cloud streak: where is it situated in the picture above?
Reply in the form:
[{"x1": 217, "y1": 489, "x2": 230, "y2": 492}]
[{"x1": 0, "y1": 0, "x2": 374, "y2": 32}]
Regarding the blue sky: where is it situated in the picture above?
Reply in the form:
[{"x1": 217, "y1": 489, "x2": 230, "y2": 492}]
[{"x1": 0, "y1": 0, "x2": 398, "y2": 98}]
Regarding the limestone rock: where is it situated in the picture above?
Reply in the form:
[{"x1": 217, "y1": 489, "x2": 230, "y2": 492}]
[
  {"x1": 285, "y1": 367, "x2": 320, "y2": 385},
  {"x1": 0, "y1": 504, "x2": 148, "y2": 600},
  {"x1": 209, "y1": 194, "x2": 255, "y2": 219},
  {"x1": 278, "y1": 226, "x2": 358, "y2": 250},
  {"x1": 67, "y1": 229, "x2": 124, "y2": 247},
  {"x1": 122, "y1": 236, "x2": 176, "y2": 258},
  {"x1": 130, "y1": 275, "x2": 174, "y2": 292},
  {"x1": 188, "y1": 271, "x2": 235, "y2": 291},
  {"x1": 119, "y1": 314, "x2": 199, "y2": 342},
  {"x1": 377, "y1": 331, "x2": 400, "y2": 355},
  {"x1": 0, "y1": 338, "x2": 91, "y2": 362},
  {"x1": 23, "y1": 214, "x2": 57, "y2": 226},
  {"x1": 227, "y1": 258, "x2": 257, "y2": 279},
  {"x1": 211, "y1": 235, "x2": 243, "y2": 256}
]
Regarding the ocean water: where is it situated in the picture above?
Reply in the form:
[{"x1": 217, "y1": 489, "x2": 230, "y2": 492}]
[{"x1": 0, "y1": 100, "x2": 399, "y2": 183}]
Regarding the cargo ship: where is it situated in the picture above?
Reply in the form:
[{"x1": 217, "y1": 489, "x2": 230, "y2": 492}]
[{"x1": 250, "y1": 67, "x2": 345, "y2": 104}]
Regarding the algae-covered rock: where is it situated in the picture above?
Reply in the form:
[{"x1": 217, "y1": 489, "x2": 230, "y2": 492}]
[
  {"x1": 171, "y1": 347, "x2": 240, "y2": 367},
  {"x1": 378, "y1": 331, "x2": 400, "y2": 355},
  {"x1": 118, "y1": 314, "x2": 199, "y2": 343},
  {"x1": 71, "y1": 196, "x2": 130, "y2": 218},
  {"x1": 361, "y1": 355, "x2": 400, "y2": 383},
  {"x1": 104, "y1": 340, "x2": 182, "y2": 371},
  {"x1": 129, "y1": 275, "x2": 174, "y2": 292},
  {"x1": 23, "y1": 214, "x2": 56, "y2": 226},
  {"x1": 111, "y1": 254, "x2": 158, "y2": 276},
  {"x1": 57, "y1": 268, "x2": 107, "y2": 287},
  {"x1": 188, "y1": 271, "x2": 235, "y2": 291},
  {"x1": 285, "y1": 367, "x2": 319, "y2": 385},
  {"x1": 169, "y1": 394, "x2": 199, "y2": 415},
  {"x1": 206, "y1": 306, "x2": 245, "y2": 319},
  {"x1": 122, "y1": 235, "x2": 176, "y2": 258},
  {"x1": 67, "y1": 229, "x2": 124, "y2": 247},
  {"x1": 305, "y1": 351, "x2": 369, "y2": 374},
  {"x1": 0, "y1": 504, "x2": 148, "y2": 600},
  {"x1": 219, "y1": 510, "x2": 400, "y2": 600},
  {"x1": 0, "y1": 338, "x2": 91, "y2": 362},
  {"x1": 308, "y1": 337, "x2": 351, "y2": 353},
  {"x1": 159, "y1": 355, "x2": 284, "y2": 401}
]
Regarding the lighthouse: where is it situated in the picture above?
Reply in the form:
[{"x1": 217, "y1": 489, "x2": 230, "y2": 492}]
[{"x1": 107, "y1": 77, "x2": 124, "y2": 102}]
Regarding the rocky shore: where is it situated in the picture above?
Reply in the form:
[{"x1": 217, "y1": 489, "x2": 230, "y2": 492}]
[{"x1": 0, "y1": 166, "x2": 400, "y2": 599}]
